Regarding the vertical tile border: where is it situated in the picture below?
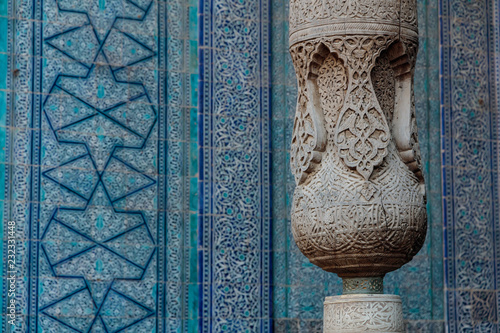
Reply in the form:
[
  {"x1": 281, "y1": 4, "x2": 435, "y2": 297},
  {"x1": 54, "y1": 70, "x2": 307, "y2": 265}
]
[
  {"x1": 198, "y1": 0, "x2": 272, "y2": 329},
  {"x1": 441, "y1": 0, "x2": 500, "y2": 328},
  {"x1": 0, "y1": 0, "x2": 13, "y2": 328}
]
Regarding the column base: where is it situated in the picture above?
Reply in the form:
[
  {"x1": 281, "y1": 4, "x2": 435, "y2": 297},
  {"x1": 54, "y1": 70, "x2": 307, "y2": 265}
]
[{"x1": 324, "y1": 294, "x2": 404, "y2": 333}]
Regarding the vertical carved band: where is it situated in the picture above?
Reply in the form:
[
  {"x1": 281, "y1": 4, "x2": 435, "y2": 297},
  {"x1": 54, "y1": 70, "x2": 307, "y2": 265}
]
[{"x1": 332, "y1": 36, "x2": 393, "y2": 180}]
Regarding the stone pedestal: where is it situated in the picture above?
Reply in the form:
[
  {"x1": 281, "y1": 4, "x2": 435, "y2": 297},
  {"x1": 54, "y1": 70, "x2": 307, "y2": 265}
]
[{"x1": 324, "y1": 294, "x2": 404, "y2": 333}]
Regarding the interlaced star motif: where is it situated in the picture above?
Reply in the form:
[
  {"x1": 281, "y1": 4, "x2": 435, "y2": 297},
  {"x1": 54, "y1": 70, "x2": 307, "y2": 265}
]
[{"x1": 39, "y1": 0, "x2": 158, "y2": 331}]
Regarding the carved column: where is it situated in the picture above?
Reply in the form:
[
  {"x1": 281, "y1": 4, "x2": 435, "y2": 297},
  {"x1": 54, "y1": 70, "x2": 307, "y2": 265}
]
[{"x1": 288, "y1": 0, "x2": 427, "y2": 331}]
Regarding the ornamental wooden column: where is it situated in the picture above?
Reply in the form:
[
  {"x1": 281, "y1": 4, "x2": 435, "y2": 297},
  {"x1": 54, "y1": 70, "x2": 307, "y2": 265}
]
[{"x1": 288, "y1": 0, "x2": 427, "y2": 331}]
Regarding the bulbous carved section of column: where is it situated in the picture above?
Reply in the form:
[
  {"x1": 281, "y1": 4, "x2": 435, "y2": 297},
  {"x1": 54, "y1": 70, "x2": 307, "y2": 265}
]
[{"x1": 289, "y1": 0, "x2": 427, "y2": 288}]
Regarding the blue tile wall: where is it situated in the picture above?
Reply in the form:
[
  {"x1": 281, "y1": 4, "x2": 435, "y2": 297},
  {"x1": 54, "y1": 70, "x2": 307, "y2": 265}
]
[
  {"x1": 441, "y1": 0, "x2": 500, "y2": 329},
  {"x1": 198, "y1": 0, "x2": 271, "y2": 333},
  {"x1": 198, "y1": 0, "x2": 272, "y2": 329},
  {"x1": 1, "y1": 0, "x2": 198, "y2": 332},
  {"x1": 2, "y1": 0, "x2": 500, "y2": 330}
]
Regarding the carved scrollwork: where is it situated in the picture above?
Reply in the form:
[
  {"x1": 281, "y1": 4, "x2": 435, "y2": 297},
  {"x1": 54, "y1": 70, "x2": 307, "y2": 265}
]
[
  {"x1": 324, "y1": 295, "x2": 405, "y2": 332},
  {"x1": 318, "y1": 53, "x2": 348, "y2": 140},
  {"x1": 289, "y1": 0, "x2": 416, "y2": 31},
  {"x1": 289, "y1": 36, "x2": 427, "y2": 278},
  {"x1": 330, "y1": 36, "x2": 394, "y2": 180},
  {"x1": 289, "y1": 0, "x2": 419, "y2": 47},
  {"x1": 288, "y1": 0, "x2": 426, "y2": 282},
  {"x1": 290, "y1": 36, "x2": 402, "y2": 183},
  {"x1": 289, "y1": 42, "x2": 329, "y2": 185}
]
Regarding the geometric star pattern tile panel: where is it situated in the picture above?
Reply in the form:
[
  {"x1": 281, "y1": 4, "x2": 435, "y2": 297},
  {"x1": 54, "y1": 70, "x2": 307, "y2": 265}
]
[
  {"x1": 1, "y1": 0, "x2": 198, "y2": 331},
  {"x1": 2, "y1": 0, "x2": 500, "y2": 331}
]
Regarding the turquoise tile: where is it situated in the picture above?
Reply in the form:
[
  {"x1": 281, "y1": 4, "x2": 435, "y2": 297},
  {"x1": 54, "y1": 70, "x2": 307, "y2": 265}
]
[
  {"x1": 190, "y1": 107, "x2": 198, "y2": 142},
  {"x1": 190, "y1": 142, "x2": 198, "y2": 177},
  {"x1": 189, "y1": 213, "x2": 197, "y2": 247},
  {"x1": 190, "y1": 74, "x2": 198, "y2": 107},
  {"x1": 0, "y1": 17, "x2": 7, "y2": 49},
  {"x1": 4, "y1": 0, "x2": 199, "y2": 330},
  {"x1": 189, "y1": 40, "x2": 198, "y2": 73},
  {"x1": 189, "y1": 177, "x2": 197, "y2": 211},
  {"x1": 0, "y1": 54, "x2": 7, "y2": 89},
  {"x1": 189, "y1": 6, "x2": 197, "y2": 41},
  {"x1": 0, "y1": 0, "x2": 7, "y2": 17},
  {"x1": 0, "y1": 4, "x2": 5, "y2": 321}
]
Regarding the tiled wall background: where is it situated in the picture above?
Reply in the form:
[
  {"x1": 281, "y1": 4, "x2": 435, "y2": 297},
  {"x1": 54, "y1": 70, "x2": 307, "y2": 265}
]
[
  {"x1": 1, "y1": 0, "x2": 499, "y2": 331},
  {"x1": 441, "y1": 0, "x2": 500, "y2": 329},
  {"x1": 198, "y1": 0, "x2": 273, "y2": 329}
]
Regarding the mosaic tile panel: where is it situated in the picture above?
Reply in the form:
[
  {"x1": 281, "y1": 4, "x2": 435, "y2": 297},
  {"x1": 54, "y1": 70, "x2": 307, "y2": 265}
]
[
  {"x1": 1, "y1": 0, "x2": 198, "y2": 332},
  {"x1": 270, "y1": 0, "x2": 444, "y2": 330},
  {"x1": 441, "y1": 0, "x2": 500, "y2": 329},
  {"x1": 198, "y1": 0, "x2": 272, "y2": 329}
]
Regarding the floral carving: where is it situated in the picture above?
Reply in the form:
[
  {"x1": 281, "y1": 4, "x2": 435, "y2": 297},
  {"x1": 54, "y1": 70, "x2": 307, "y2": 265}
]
[
  {"x1": 289, "y1": 42, "x2": 328, "y2": 184},
  {"x1": 289, "y1": 0, "x2": 426, "y2": 285},
  {"x1": 289, "y1": 0, "x2": 419, "y2": 46},
  {"x1": 332, "y1": 36, "x2": 393, "y2": 180},
  {"x1": 318, "y1": 53, "x2": 348, "y2": 140}
]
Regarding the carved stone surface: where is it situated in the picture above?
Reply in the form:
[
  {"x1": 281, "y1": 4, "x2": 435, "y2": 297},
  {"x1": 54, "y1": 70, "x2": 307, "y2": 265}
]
[
  {"x1": 324, "y1": 294, "x2": 404, "y2": 332},
  {"x1": 289, "y1": 0, "x2": 427, "y2": 279},
  {"x1": 289, "y1": 0, "x2": 418, "y2": 46},
  {"x1": 343, "y1": 277, "x2": 384, "y2": 294}
]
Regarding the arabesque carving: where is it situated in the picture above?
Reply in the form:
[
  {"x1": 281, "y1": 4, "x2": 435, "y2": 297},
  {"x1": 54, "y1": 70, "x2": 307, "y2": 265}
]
[
  {"x1": 324, "y1": 295, "x2": 405, "y2": 332},
  {"x1": 289, "y1": 0, "x2": 427, "y2": 282}
]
